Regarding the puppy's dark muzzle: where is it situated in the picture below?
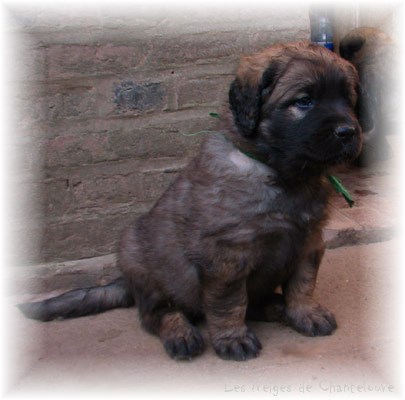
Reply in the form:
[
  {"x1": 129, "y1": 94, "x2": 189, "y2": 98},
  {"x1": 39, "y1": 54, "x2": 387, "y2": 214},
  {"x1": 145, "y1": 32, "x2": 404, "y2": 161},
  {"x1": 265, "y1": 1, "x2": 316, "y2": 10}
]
[{"x1": 333, "y1": 125, "x2": 357, "y2": 141}]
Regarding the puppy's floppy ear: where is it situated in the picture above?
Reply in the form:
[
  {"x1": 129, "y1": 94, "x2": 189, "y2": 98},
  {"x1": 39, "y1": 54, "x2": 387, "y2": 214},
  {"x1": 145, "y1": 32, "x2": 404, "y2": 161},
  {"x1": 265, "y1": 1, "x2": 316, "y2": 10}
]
[
  {"x1": 339, "y1": 35, "x2": 365, "y2": 60},
  {"x1": 228, "y1": 78, "x2": 261, "y2": 137},
  {"x1": 229, "y1": 61, "x2": 279, "y2": 137}
]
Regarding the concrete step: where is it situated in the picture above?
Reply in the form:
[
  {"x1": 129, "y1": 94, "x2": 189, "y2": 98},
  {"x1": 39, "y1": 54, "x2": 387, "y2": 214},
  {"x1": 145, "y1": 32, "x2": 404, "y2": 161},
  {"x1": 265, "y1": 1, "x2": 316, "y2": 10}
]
[{"x1": 5, "y1": 239, "x2": 402, "y2": 397}]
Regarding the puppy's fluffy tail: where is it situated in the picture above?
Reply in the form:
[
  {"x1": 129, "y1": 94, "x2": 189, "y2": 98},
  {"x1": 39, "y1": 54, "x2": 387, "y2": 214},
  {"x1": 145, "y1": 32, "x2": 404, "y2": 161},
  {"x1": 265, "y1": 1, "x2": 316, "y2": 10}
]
[{"x1": 17, "y1": 277, "x2": 134, "y2": 322}]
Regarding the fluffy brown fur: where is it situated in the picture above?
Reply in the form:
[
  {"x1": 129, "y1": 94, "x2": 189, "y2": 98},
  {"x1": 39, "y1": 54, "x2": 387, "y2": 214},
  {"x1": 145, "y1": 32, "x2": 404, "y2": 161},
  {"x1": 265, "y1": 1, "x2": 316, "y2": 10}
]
[
  {"x1": 340, "y1": 27, "x2": 396, "y2": 166},
  {"x1": 19, "y1": 42, "x2": 362, "y2": 362}
]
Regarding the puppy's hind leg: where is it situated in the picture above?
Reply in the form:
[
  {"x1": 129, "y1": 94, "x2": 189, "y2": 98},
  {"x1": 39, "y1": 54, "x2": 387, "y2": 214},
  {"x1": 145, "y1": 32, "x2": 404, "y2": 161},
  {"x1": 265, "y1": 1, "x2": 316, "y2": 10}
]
[{"x1": 137, "y1": 294, "x2": 204, "y2": 360}]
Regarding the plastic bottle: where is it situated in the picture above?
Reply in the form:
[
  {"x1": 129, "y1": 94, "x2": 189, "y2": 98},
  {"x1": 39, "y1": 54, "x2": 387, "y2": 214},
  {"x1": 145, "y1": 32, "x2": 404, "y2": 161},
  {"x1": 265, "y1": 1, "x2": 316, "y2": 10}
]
[{"x1": 309, "y1": 8, "x2": 334, "y2": 51}]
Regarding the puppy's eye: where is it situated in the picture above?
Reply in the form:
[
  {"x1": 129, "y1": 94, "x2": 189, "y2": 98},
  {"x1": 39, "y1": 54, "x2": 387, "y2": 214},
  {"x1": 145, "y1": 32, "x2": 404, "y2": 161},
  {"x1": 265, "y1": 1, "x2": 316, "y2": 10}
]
[{"x1": 294, "y1": 96, "x2": 313, "y2": 109}]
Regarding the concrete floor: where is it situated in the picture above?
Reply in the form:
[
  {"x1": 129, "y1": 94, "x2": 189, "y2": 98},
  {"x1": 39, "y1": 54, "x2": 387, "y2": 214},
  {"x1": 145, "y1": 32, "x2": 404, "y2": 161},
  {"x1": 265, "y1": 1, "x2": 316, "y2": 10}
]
[
  {"x1": 3, "y1": 135, "x2": 402, "y2": 398},
  {"x1": 4, "y1": 239, "x2": 403, "y2": 398}
]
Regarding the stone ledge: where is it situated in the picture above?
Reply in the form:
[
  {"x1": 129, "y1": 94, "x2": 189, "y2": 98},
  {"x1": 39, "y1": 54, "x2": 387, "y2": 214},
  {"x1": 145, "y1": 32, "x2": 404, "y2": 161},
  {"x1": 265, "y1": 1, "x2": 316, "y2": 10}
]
[
  {"x1": 14, "y1": 221, "x2": 398, "y2": 296},
  {"x1": 13, "y1": 254, "x2": 119, "y2": 298}
]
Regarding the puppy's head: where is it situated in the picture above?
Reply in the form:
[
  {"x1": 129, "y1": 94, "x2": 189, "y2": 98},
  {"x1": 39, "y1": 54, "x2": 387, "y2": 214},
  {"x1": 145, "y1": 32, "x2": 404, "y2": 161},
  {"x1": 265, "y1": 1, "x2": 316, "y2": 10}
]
[{"x1": 229, "y1": 42, "x2": 362, "y2": 177}]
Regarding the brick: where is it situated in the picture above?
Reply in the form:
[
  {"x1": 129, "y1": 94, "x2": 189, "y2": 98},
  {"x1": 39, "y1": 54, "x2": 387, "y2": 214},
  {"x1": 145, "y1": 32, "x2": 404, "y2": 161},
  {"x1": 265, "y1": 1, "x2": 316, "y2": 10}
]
[
  {"x1": 44, "y1": 132, "x2": 118, "y2": 168},
  {"x1": 9, "y1": 9, "x2": 313, "y2": 264},
  {"x1": 46, "y1": 45, "x2": 98, "y2": 79},
  {"x1": 43, "y1": 111, "x2": 213, "y2": 167},
  {"x1": 177, "y1": 77, "x2": 230, "y2": 110},
  {"x1": 107, "y1": 118, "x2": 210, "y2": 160},
  {"x1": 146, "y1": 32, "x2": 247, "y2": 67},
  {"x1": 247, "y1": 29, "x2": 310, "y2": 50},
  {"x1": 19, "y1": 65, "x2": 229, "y2": 130},
  {"x1": 96, "y1": 78, "x2": 169, "y2": 118},
  {"x1": 40, "y1": 210, "x2": 144, "y2": 262},
  {"x1": 108, "y1": 108, "x2": 219, "y2": 132},
  {"x1": 43, "y1": 85, "x2": 98, "y2": 121},
  {"x1": 42, "y1": 118, "x2": 101, "y2": 140},
  {"x1": 49, "y1": 169, "x2": 175, "y2": 215},
  {"x1": 46, "y1": 43, "x2": 149, "y2": 79},
  {"x1": 21, "y1": 76, "x2": 168, "y2": 127},
  {"x1": 44, "y1": 178, "x2": 76, "y2": 216},
  {"x1": 39, "y1": 164, "x2": 180, "y2": 260},
  {"x1": 44, "y1": 157, "x2": 186, "y2": 181},
  {"x1": 145, "y1": 26, "x2": 310, "y2": 69},
  {"x1": 36, "y1": 74, "x2": 192, "y2": 124},
  {"x1": 43, "y1": 158, "x2": 184, "y2": 218},
  {"x1": 95, "y1": 43, "x2": 149, "y2": 74},
  {"x1": 15, "y1": 44, "x2": 47, "y2": 82},
  {"x1": 171, "y1": 63, "x2": 235, "y2": 81},
  {"x1": 113, "y1": 81, "x2": 165, "y2": 113}
]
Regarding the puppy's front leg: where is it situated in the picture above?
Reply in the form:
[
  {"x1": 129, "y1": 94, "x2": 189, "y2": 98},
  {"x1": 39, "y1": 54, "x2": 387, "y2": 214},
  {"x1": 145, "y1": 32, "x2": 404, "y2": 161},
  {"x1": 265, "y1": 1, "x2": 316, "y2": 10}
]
[
  {"x1": 203, "y1": 278, "x2": 262, "y2": 361},
  {"x1": 284, "y1": 238, "x2": 337, "y2": 337}
]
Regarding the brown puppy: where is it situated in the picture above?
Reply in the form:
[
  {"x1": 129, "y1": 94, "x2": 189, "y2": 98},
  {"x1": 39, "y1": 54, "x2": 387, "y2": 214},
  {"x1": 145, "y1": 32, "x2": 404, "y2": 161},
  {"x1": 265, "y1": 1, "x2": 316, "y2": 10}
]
[
  {"x1": 19, "y1": 42, "x2": 362, "y2": 361},
  {"x1": 340, "y1": 27, "x2": 396, "y2": 166}
]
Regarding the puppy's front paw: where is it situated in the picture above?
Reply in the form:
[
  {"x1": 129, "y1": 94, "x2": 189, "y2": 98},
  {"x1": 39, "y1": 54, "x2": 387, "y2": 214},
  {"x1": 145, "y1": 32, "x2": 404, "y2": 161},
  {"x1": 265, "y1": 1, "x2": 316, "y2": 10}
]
[
  {"x1": 212, "y1": 327, "x2": 262, "y2": 361},
  {"x1": 162, "y1": 324, "x2": 205, "y2": 360},
  {"x1": 286, "y1": 304, "x2": 337, "y2": 337}
]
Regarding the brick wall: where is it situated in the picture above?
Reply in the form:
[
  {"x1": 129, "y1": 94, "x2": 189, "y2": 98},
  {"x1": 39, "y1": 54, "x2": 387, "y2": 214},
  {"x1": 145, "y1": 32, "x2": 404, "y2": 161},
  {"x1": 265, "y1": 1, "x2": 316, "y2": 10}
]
[{"x1": 7, "y1": 4, "x2": 310, "y2": 265}]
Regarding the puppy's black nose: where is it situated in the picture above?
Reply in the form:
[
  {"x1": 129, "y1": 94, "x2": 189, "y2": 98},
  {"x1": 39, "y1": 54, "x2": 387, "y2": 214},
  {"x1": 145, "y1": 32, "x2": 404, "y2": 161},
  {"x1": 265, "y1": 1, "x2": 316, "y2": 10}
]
[{"x1": 334, "y1": 125, "x2": 356, "y2": 140}]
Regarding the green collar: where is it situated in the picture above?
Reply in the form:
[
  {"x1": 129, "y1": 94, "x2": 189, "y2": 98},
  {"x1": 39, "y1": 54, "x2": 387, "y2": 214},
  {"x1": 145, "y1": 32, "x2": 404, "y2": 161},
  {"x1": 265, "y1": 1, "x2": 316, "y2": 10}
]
[
  {"x1": 239, "y1": 149, "x2": 354, "y2": 208},
  {"x1": 185, "y1": 111, "x2": 355, "y2": 209},
  {"x1": 327, "y1": 174, "x2": 354, "y2": 207}
]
